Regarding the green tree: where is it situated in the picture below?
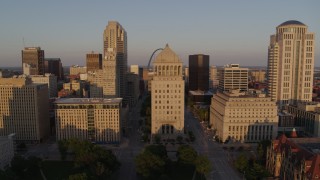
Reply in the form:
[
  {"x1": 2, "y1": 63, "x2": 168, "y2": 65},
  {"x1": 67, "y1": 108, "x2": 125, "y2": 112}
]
[
  {"x1": 194, "y1": 155, "x2": 211, "y2": 176},
  {"x1": 176, "y1": 136, "x2": 183, "y2": 144},
  {"x1": 235, "y1": 153, "x2": 248, "y2": 172},
  {"x1": 68, "y1": 173, "x2": 88, "y2": 180},
  {"x1": 154, "y1": 134, "x2": 161, "y2": 144},
  {"x1": 177, "y1": 145, "x2": 198, "y2": 164},
  {"x1": 135, "y1": 151, "x2": 166, "y2": 179},
  {"x1": 145, "y1": 145, "x2": 167, "y2": 159},
  {"x1": 58, "y1": 140, "x2": 69, "y2": 160}
]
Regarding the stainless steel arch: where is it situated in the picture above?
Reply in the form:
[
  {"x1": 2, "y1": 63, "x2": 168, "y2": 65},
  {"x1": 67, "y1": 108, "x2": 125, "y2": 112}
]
[{"x1": 147, "y1": 48, "x2": 163, "y2": 70}]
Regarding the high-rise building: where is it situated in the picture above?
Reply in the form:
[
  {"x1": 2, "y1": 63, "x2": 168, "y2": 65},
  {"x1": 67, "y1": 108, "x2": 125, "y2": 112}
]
[
  {"x1": 54, "y1": 98, "x2": 122, "y2": 143},
  {"x1": 86, "y1": 52, "x2": 102, "y2": 72},
  {"x1": 126, "y1": 73, "x2": 140, "y2": 107},
  {"x1": 30, "y1": 73, "x2": 57, "y2": 98},
  {"x1": 210, "y1": 90, "x2": 278, "y2": 143},
  {"x1": 44, "y1": 58, "x2": 64, "y2": 80},
  {"x1": 151, "y1": 44, "x2": 184, "y2": 136},
  {"x1": 209, "y1": 65, "x2": 219, "y2": 90},
  {"x1": 0, "y1": 76, "x2": 49, "y2": 143},
  {"x1": 69, "y1": 65, "x2": 87, "y2": 75},
  {"x1": 130, "y1": 65, "x2": 139, "y2": 75},
  {"x1": 103, "y1": 21, "x2": 127, "y2": 99},
  {"x1": 188, "y1": 54, "x2": 209, "y2": 91},
  {"x1": 218, "y1": 64, "x2": 248, "y2": 92},
  {"x1": 267, "y1": 20, "x2": 315, "y2": 106},
  {"x1": 22, "y1": 47, "x2": 44, "y2": 75}
]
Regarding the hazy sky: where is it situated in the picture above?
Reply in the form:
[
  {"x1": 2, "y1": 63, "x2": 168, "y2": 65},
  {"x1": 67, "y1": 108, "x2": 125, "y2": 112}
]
[{"x1": 0, "y1": 0, "x2": 319, "y2": 67}]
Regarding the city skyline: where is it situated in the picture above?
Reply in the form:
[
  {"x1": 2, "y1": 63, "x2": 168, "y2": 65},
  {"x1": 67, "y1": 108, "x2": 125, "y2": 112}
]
[{"x1": 0, "y1": 1, "x2": 319, "y2": 67}]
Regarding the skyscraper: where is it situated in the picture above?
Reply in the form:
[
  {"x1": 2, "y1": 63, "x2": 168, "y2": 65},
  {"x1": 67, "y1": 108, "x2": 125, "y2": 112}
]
[
  {"x1": 103, "y1": 21, "x2": 127, "y2": 99},
  {"x1": 267, "y1": 20, "x2": 315, "y2": 106},
  {"x1": 86, "y1": 52, "x2": 102, "y2": 72},
  {"x1": 151, "y1": 44, "x2": 184, "y2": 136},
  {"x1": 22, "y1": 47, "x2": 44, "y2": 75},
  {"x1": 218, "y1": 64, "x2": 248, "y2": 92},
  {"x1": 44, "y1": 58, "x2": 64, "y2": 80},
  {"x1": 188, "y1": 54, "x2": 209, "y2": 91}
]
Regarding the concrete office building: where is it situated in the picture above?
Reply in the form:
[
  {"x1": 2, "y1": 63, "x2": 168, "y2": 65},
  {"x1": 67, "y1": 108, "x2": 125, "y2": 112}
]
[
  {"x1": 126, "y1": 73, "x2": 140, "y2": 107},
  {"x1": 22, "y1": 47, "x2": 44, "y2": 75},
  {"x1": 151, "y1": 44, "x2": 184, "y2": 136},
  {"x1": 218, "y1": 64, "x2": 248, "y2": 92},
  {"x1": 55, "y1": 98, "x2": 122, "y2": 143},
  {"x1": 0, "y1": 76, "x2": 49, "y2": 143},
  {"x1": 285, "y1": 102, "x2": 320, "y2": 137},
  {"x1": 250, "y1": 70, "x2": 266, "y2": 82},
  {"x1": 44, "y1": 58, "x2": 64, "y2": 80},
  {"x1": 0, "y1": 134, "x2": 15, "y2": 170},
  {"x1": 63, "y1": 80, "x2": 85, "y2": 97},
  {"x1": 70, "y1": 65, "x2": 87, "y2": 75},
  {"x1": 30, "y1": 73, "x2": 57, "y2": 98},
  {"x1": 130, "y1": 65, "x2": 139, "y2": 75},
  {"x1": 86, "y1": 52, "x2": 102, "y2": 72},
  {"x1": 189, "y1": 54, "x2": 209, "y2": 91},
  {"x1": 209, "y1": 65, "x2": 219, "y2": 90},
  {"x1": 103, "y1": 21, "x2": 127, "y2": 99},
  {"x1": 210, "y1": 90, "x2": 278, "y2": 143},
  {"x1": 267, "y1": 20, "x2": 315, "y2": 106}
]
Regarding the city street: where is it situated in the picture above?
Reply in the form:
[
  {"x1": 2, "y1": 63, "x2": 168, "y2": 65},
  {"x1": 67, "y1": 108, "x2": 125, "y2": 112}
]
[{"x1": 185, "y1": 107, "x2": 241, "y2": 180}]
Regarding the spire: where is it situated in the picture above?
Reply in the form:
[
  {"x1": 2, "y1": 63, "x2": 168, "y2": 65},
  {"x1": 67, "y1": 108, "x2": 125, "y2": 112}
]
[{"x1": 290, "y1": 128, "x2": 297, "y2": 138}]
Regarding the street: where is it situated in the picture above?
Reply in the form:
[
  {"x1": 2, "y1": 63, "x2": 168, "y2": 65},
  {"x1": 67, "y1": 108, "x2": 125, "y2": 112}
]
[{"x1": 185, "y1": 107, "x2": 241, "y2": 180}]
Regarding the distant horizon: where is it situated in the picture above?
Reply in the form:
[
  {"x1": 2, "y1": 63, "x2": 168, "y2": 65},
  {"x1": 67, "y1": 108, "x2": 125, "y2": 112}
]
[{"x1": 0, "y1": 1, "x2": 319, "y2": 67}]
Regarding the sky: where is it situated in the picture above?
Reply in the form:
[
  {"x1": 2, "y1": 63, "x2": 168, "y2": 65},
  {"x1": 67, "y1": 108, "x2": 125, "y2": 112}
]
[{"x1": 0, "y1": 0, "x2": 319, "y2": 67}]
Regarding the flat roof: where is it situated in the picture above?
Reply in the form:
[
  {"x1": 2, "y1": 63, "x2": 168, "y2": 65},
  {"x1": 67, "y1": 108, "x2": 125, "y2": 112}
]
[{"x1": 54, "y1": 98, "x2": 122, "y2": 104}]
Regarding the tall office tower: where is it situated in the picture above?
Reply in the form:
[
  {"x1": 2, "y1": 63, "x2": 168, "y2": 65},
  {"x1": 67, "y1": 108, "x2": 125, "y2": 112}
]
[
  {"x1": 44, "y1": 58, "x2": 64, "y2": 80},
  {"x1": 130, "y1": 65, "x2": 139, "y2": 75},
  {"x1": 209, "y1": 65, "x2": 219, "y2": 90},
  {"x1": 55, "y1": 98, "x2": 122, "y2": 143},
  {"x1": 210, "y1": 90, "x2": 278, "y2": 143},
  {"x1": 267, "y1": 20, "x2": 315, "y2": 106},
  {"x1": 103, "y1": 21, "x2": 127, "y2": 98},
  {"x1": 151, "y1": 44, "x2": 184, "y2": 136},
  {"x1": 0, "y1": 76, "x2": 49, "y2": 143},
  {"x1": 30, "y1": 73, "x2": 58, "y2": 98},
  {"x1": 189, "y1": 54, "x2": 209, "y2": 91},
  {"x1": 218, "y1": 64, "x2": 248, "y2": 92},
  {"x1": 86, "y1": 52, "x2": 102, "y2": 72},
  {"x1": 126, "y1": 73, "x2": 140, "y2": 107},
  {"x1": 0, "y1": 134, "x2": 15, "y2": 170},
  {"x1": 22, "y1": 47, "x2": 44, "y2": 75}
]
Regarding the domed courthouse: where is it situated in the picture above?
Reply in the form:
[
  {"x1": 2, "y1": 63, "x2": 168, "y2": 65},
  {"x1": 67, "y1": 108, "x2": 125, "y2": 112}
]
[{"x1": 151, "y1": 44, "x2": 185, "y2": 137}]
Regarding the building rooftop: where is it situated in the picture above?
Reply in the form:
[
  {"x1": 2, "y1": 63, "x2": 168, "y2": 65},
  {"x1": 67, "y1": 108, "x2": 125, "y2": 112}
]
[
  {"x1": 278, "y1": 20, "x2": 306, "y2": 27},
  {"x1": 54, "y1": 98, "x2": 122, "y2": 104},
  {"x1": 154, "y1": 44, "x2": 182, "y2": 64}
]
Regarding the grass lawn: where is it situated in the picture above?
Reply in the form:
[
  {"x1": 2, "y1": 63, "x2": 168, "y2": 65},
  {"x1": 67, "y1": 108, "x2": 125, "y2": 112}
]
[{"x1": 41, "y1": 161, "x2": 78, "y2": 180}]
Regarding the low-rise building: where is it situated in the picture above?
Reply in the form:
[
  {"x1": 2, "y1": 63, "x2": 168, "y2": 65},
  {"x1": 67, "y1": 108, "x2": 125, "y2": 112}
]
[
  {"x1": 286, "y1": 102, "x2": 320, "y2": 137},
  {"x1": 210, "y1": 90, "x2": 278, "y2": 143},
  {"x1": 54, "y1": 98, "x2": 123, "y2": 144},
  {"x1": 69, "y1": 65, "x2": 87, "y2": 75},
  {"x1": 63, "y1": 80, "x2": 85, "y2": 97}
]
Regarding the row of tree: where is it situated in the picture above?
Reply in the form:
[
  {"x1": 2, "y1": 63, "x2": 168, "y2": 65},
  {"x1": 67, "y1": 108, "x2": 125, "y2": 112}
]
[
  {"x1": 135, "y1": 144, "x2": 211, "y2": 180},
  {"x1": 58, "y1": 139, "x2": 120, "y2": 179}
]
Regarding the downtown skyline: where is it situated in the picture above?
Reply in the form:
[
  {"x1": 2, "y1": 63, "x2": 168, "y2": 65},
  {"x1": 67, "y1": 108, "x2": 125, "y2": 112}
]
[{"x1": 0, "y1": 0, "x2": 319, "y2": 67}]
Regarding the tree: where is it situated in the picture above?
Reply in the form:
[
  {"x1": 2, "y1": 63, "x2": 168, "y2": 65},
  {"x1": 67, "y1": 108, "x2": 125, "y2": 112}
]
[
  {"x1": 235, "y1": 153, "x2": 248, "y2": 172},
  {"x1": 177, "y1": 145, "x2": 198, "y2": 165},
  {"x1": 194, "y1": 155, "x2": 211, "y2": 176},
  {"x1": 145, "y1": 145, "x2": 167, "y2": 159},
  {"x1": 154, "y1": 134, "x2": 161, "y2": 144},
  {"x1": 58, "y1": 140, "x2": 69, "y2": 160},
  {"x1": 68, "y1": 173, "x2": 88, "y2": 180},
  {"x1": 176, "y1": 136, "x2": 183, "y2": 144},
  {"x1": 135, "y1": 151, "x2": 166, "y2": 179}
]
